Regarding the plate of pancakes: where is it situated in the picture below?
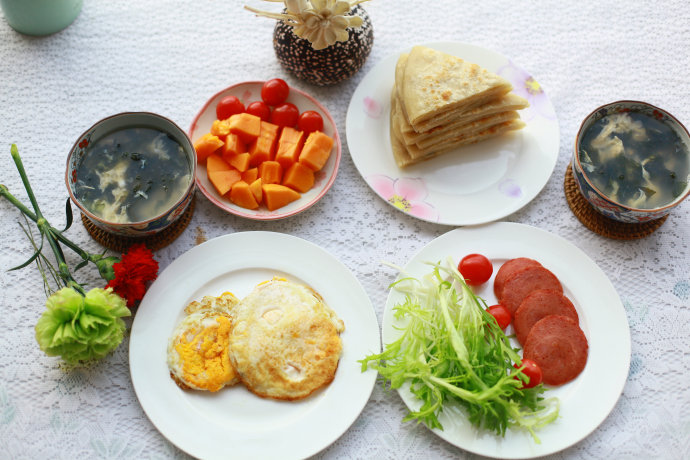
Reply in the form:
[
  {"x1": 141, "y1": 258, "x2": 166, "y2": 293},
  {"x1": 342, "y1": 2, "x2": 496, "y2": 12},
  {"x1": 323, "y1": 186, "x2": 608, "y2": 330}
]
[
  {"x1": 130, "y1": 232, "x2": 380, "y2": 460},
  {"x1": 346, "y1": 42, "x2": 560, "y2": 225},
  {"x1": 382, "y1": 222, "x2": 630, "y2": 458}
]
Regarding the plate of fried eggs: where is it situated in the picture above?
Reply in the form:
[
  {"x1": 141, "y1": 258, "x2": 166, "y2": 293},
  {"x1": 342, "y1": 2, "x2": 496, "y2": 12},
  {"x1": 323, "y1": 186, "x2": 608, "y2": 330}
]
[{"x1": 129, "y1": 232, "x2": 380, "y2": 460}]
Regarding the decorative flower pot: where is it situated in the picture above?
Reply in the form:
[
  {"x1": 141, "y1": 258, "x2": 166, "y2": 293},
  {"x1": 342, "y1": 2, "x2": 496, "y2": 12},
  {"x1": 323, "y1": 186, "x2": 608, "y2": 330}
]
[{"x1": 273, "y1": 5, "x2": 374, "y2": 86}]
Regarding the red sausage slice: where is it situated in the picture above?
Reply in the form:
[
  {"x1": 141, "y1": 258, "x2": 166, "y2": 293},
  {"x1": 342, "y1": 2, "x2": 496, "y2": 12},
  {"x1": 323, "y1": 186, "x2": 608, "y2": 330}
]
[
  {"x1": 499, "y1": 266, "x2": 562, "y2": 316},
  {"x1": 493, "y1": 258, "x2": 542, "y2": 300},
  {"x1": 523, "y1": 315, "x2": 588, "y2": 386},
  {"x1": 513, "y1": 289, "x2": 578, "y2": 345}
]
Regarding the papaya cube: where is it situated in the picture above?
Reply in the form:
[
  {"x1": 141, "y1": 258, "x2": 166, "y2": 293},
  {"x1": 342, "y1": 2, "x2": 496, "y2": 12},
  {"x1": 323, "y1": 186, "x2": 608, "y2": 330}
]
[
  {"x1": 194, "y1": 133, "x2": 224, "y2": 163},
  {"x1": 275, "y1": 127, "x2": 306, "y2": 170},
  {"x1": 226, "y1": 152, "x2": 251, "y2": 172},
  {"x1": 299, "y1": 131, "x2": 334, "y2": 171},
  {"x1": 283, "y1": 162, "x2": 315, "y2": 193},
  {"x1": 258, "y1": 160, "x2": 283, "y2": 185},
  {"x1": 230, "y1": 181, "x2": 259, "y2": 210},
  {"x1": 206, "y1": 154, "x2": 232, "y2": 174},
  {"x1": 260, "y1": 120, "x2": 279, "y2": 138},
  {"x1": 262, "y1": 184, "x2": 301, "y2": 211},
  {"x1": 208, "y1": 168, "x2": 242, "y2": 196},
  {"x1": 248, "y1": 121, "x2": 279, "y2": 167},
  {"x1": 241, "y1": 167, "x2": 259, "y2": 184},
  {"x1": 210, "y1": 119, "x2": 231, "y2": 137},
  {"x1": 227, "y1": 113, "x2": 261, "y2": 144},
  {"x1": 249, "y1": 178, "x2": 263, "y2": 204},
  {"x1": 222, "y1": 133, "x2": 246, "y2": 159}
]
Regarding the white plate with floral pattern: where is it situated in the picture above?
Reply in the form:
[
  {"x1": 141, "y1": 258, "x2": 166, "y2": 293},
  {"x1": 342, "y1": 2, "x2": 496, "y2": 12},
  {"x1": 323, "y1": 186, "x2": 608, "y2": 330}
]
[{"x1": 346, "y1": 42, "x2": 559, "y2": 225}]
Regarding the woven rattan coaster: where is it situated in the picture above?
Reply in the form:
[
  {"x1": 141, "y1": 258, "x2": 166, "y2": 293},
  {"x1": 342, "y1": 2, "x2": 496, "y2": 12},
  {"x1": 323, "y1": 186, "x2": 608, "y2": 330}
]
[
  {"x1": 81, "y1": 197, "x2": 195, "y2": 252},
  {"x1": 564, "y1": 163, "x2": 667, "y2": 239}
]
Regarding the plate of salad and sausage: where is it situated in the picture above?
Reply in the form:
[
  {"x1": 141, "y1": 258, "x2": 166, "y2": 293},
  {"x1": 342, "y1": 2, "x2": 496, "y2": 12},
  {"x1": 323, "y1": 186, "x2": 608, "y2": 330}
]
[{"x1": 363, "y1": 222, "x2": 630, "y2": 459}]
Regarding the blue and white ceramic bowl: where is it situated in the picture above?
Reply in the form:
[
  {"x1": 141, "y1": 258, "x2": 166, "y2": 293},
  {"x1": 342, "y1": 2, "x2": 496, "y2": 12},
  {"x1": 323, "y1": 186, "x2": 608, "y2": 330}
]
[
  {"x1": 66, "y1": 112, "x2": 196, "y2": 237},
  {"x1": 572, "y1": 100, "x2": 690, "y2": 223}
]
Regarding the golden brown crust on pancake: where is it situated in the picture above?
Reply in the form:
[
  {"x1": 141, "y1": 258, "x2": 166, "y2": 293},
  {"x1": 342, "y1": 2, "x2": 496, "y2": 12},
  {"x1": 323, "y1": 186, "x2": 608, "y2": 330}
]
[{"x1": 401, "y1": 46, "x2": 513, "y2": 128}]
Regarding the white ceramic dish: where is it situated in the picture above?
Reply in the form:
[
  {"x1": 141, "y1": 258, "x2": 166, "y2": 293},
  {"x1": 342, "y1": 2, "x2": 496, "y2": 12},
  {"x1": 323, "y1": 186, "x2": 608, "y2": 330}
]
[
  {"x1": 130, "y1": 232, "x2": 380, "y2": 460},
  {"x1": 346, "y1": 42, "x2": 560, "y2": 225},
  {"x1": 382, "y1": 222, "x2": 630, "y2": 458},
  {"x1": 190, "y1": 82, "x2": 341, "y2": 220}
]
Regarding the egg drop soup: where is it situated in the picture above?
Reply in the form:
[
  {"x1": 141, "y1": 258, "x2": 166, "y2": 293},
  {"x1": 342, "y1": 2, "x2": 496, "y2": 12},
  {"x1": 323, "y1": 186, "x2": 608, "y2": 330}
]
[
  {"x1": 74, "y1": 127, "x2": 192, "y2": 223},
  {"x1": 579, "y1": 111, "x2": 689, "y2": 209}
]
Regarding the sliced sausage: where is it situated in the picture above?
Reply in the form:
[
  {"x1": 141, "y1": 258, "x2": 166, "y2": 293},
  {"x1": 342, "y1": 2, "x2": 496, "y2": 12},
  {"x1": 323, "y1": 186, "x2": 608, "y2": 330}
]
[
  {"x1": 513, "y1": 289, "x2": 578, "y2": 345},
  {"x1": 523, "y1": 315, "x2": 588, "y2": 386},
  {"x1": 499, "y1": 266, "x2": 562, "y2": 316},
  {"x1": 493, "y1": 257, "x2": 542, "y2": 300}
]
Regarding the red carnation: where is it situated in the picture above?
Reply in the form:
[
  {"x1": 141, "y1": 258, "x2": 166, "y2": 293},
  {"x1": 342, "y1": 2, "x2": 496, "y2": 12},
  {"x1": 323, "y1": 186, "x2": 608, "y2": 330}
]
[{"x1": 106, "y1": 244, "x2": 159, "y2": 308}]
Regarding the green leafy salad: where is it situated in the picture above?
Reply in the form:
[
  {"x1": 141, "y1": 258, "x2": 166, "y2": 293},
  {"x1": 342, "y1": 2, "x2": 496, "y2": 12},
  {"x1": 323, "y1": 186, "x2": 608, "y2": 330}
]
[{"x1": 360, "y1": 258, "x2": 559, "y2": 442}]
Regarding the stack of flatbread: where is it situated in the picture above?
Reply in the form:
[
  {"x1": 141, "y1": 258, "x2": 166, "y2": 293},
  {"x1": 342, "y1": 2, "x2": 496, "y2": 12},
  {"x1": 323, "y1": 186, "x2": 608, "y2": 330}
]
[{"x1": 390, "y1": 46, "x2": 529, "y2": 167}]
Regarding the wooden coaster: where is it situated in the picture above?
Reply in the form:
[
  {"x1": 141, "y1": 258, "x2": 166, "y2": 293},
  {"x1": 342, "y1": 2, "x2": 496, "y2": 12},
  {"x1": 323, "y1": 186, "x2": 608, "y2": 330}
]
[
  {"x1": 564, "y1": 163, "x2": 667, "y2": 239},
  {"x1": 81, "y1": 197, "x2": 195, "y2": 252}
]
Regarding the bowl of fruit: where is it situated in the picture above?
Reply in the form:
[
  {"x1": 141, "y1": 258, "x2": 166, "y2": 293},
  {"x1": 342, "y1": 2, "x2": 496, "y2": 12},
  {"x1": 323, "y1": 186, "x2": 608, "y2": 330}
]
[{"x1": 189, "y1": 78, "x2": 341, "y2": 220}]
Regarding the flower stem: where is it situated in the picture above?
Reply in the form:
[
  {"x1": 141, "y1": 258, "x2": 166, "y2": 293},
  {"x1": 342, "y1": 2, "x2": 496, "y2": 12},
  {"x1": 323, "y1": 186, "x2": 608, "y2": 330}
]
[
  {"x1": 4, "y1": 145, "x2": 84, "y2": 294},
  {"x1": 1, "y1": 150, "x2": 93, "y2": 264}
]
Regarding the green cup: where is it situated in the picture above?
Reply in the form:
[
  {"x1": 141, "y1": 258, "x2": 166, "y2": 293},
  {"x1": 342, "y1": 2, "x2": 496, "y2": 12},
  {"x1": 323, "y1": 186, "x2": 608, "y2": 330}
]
[{"x1": 1, "y1": 0, "x2": 82, "y2": 36}]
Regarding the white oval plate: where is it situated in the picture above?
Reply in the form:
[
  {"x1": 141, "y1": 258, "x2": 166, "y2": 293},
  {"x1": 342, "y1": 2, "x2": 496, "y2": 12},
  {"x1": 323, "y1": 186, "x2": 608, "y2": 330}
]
[
  {"x1": 346, "y1": 42, "x2": 560, "y2": 225},
  {"x1": 383, "y1": 222, "x2": 630, "y2": 458},
  {"x1": 130, "y1": 232, "x2": 380, "y2": 460},
  {"x1": 190, "y1": 82, "x2": 341, "y2": 220}
]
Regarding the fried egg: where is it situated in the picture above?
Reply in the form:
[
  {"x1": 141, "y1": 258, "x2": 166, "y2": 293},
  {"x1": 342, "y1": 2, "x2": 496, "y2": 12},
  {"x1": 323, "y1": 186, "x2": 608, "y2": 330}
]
[
  {"x1": 229, "y1": 278, "x2": 344, "y2": 400},
  {"x1": 167, "y1": 292, "x2": 241, "y2": 392}
]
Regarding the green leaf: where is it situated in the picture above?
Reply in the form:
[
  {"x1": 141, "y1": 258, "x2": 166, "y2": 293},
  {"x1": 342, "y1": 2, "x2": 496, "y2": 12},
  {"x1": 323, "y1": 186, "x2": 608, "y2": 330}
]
[
  {"x1": 360, "y1": 259, "x2": 559, "y2": 442},
  {"x1": 62, "y1": 198, "x2": 73, "y2": 232}
]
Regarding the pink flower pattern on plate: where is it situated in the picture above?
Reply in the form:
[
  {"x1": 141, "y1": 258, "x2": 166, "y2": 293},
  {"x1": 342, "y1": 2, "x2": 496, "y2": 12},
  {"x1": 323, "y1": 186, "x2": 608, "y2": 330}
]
[
  {"x1": 368, "y1": 174, "x2": 439, "y2": 221},
  {"x1": 497, "y1": 61, "x2": 554, "y2": 121},
  {"x1": 363, "y1": 96, "x2": 383, "y2": 119}
]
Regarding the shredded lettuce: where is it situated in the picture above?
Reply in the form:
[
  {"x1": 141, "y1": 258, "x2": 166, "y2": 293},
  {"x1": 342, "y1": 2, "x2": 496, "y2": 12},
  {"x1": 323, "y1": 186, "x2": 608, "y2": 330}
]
[{"x1": 361, "y1": 258, "x2": 559, "y2": 442}]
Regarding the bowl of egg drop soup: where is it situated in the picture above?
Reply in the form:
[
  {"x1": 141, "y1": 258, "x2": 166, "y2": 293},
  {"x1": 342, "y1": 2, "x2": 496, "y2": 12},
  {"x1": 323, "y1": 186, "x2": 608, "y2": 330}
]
[
  {"x1": 572, "y1": 100, "x2": 690, "y2": 223},
  {"x1": 66, "y1": 112, "x2": 196, "y2": 237}
]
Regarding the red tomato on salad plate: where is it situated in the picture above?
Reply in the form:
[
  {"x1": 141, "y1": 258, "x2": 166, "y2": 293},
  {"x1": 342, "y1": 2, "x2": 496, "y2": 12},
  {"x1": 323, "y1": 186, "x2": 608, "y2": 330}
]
[
  {"x1": 486, "y1": 304, "x2": 511, "y2": 330},
  {"x1": 458, "y1": 253, "x2": 493, "y2": 286},
  {"x1": 514, "y1": 359, "x2": 543, "y2": 389}
]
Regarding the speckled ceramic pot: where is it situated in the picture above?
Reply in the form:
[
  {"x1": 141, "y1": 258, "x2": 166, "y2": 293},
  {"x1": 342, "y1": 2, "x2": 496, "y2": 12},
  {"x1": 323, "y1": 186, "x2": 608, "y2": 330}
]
[
  {"x1": 572, "y1": 100, "x2": 690, "y2": 223},
  {"x1": 273, "y1": 5, "x2": 374, "y2": 86},
  {"x1": 66, "y1": 112, "x2": 196, "y2": 237}
]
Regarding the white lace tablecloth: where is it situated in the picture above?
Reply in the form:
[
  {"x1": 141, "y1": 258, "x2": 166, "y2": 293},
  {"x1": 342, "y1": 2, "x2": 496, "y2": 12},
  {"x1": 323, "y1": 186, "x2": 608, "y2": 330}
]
[{"x1": 1, "y1": 1, "x2": 689, "y2": 459}]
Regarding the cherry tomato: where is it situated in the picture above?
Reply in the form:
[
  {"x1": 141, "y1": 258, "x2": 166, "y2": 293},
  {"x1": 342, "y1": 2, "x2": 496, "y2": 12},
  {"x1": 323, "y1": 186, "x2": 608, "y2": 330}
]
[
  {"x1": 514, "y1": 359, "x2": 543, "y2": 389},
  {"x1": 298, "y1": 110, "x2": 324, "y2": 134},
  {"x1": 486, "y1": 304, "x2": 511, "y2": 330},
  {"x1": 245, "y1": 101, "x2": 271, "y2": 122},
  {"x1": 270, "y1": 102, "x2": 300, "y2": 128},
  {"x1": 216, "y1": 95, "x2": 245, "y2": 120},
  {"x1": 458, "y1": 253, "x2": 493, "y2": 286},
  {"x1": 261, "y1": 78, "x2": 290, "y2": 106}
]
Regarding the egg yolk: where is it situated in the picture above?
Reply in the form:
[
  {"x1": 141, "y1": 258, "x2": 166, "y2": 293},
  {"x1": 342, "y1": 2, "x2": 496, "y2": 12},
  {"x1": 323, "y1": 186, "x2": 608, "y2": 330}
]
[{"x1": 174, "y1": 316, "x2": 234, "y2": 392}]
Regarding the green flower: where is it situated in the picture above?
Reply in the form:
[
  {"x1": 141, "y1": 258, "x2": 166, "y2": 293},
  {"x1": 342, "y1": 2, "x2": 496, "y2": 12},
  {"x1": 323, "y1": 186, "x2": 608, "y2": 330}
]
[{"x1": 35, "y1": 287, "x2": 131, "y2": 364}]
